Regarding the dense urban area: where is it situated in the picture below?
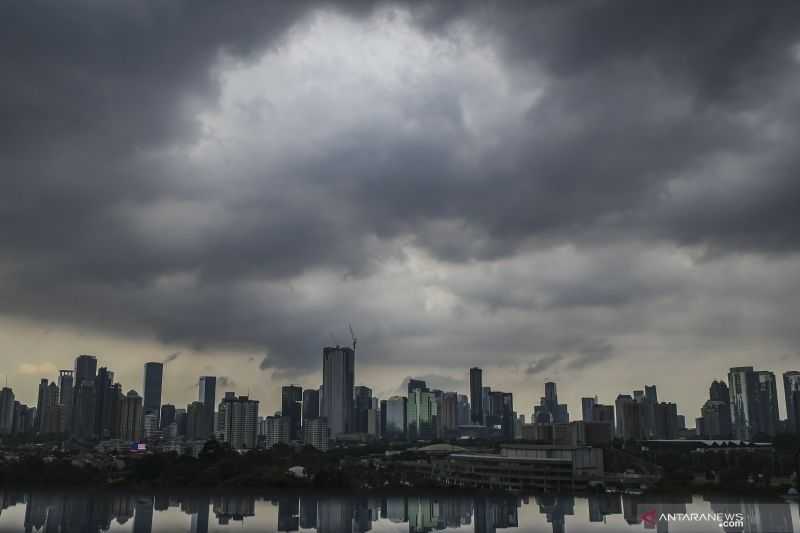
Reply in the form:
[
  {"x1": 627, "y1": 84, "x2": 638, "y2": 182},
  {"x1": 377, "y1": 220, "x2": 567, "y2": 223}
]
[{"x1": 0, "y1": 347, "x2": 797, "y2": 495}]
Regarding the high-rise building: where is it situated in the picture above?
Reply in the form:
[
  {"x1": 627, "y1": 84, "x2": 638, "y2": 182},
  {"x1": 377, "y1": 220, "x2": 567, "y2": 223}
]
[
  {"x1": 581, "y1": 397, "x2": 597, "y2": 422},
  {"x1": 322, "y1": 346, "x2": 354, "y2": 437},
  {"x1": 654, "y1": 401, "x2": 678, "y2": 439},
  {"x1": 95, "y1": 367, "x2": 115, "y2": 439},
  {"x1": 264, "y1": 416, "x2": 290, "y2": 448},
  {"x1": 143, "y1": 412, "x2": 161, "y2": 440},
  {"x1": 353, "y1": 386, "x2": 372, "y2": 434},
  {"x1": 35, "y1": 378, "x2": 49, "y2": 433},
  {"x1": 302, "y1": 389, "x2": 320, "y2": 422},
  {"x1": 303, "y1": 418, "x2": 330, "y2": 451},
  {"x1": 729, "y1": 366, "x2": 758, "y2": 440},
  {"x1": 160, "y1": 404, "x2": 176, "y2": 429},
  {"x1": 281, "y1": 385, "x2": 303, "y2": 441},
  {"x1": 384, "y1": 396, "x2": 407, "y2": 440},
  {"x1": 784, "y1": 372, "x2": 800, "y2": 433},
  {"x1": 119, "y1": 390, "x2": 144, "y2": 442},
  {"x1": 143, "y1": 362, "x2": 164, "y2": 419},
  {"x1": 407, "y1": 389, "x2": 437, "y2": 440},
  {"x1": 0, "y1": 388, "x2": 14, "y2": 435},
  {"x1": 440, "y1": 392, "x2": 458, "y2": 434},
  {"x1": 533, "y1": 382, "x2": 569, "y2": 424},
  {"x1": 198, "y1": 376, "x2": 216, "y2": 439},
  {"x1": 615, "y1": 394, "x2": 641, "y2": 440},
  {"x1": 710, "y1": 380, "x2": 729, "y2": 403},
  {"x1": 469, "y1": 367, "x2": 483, "y2": 425},
  {"x1": 220, "y1": 395, "x2": 259, "y2": 449},
  {"x1": 57, "y1": 370, "x2": 74, "y2": 434},
  {"x1": 592, "y1": 403, "x2": 615, "y2": 425},
  {"x1": 457, "y1": 394, "x2": 470, "y2": 426},
  {"x1": 186, "y1": 401, "x2": 207, "y2": 441},
  {"x1": 74, "y1": 355, "x2": 98, "y2": 386},
  {"x1": 408, "y1": 379, "x2": 427, "y2": 395},
  {"x1": 700, "y1": 400, "x2": 732, "y2": 439},
  {"x1": 755, "y1": 370, "x2": 779, "y2": 437}
]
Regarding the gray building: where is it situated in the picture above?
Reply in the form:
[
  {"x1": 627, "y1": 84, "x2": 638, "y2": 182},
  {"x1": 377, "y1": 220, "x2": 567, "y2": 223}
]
[
  {"x1": 142, "y1": 362, "x2": 164, "y2": 419},
  {"x1": 57, "y1": 370, "x2": 74, "y2": 433},
  {"x1": 470, "y1": 367, "x2": 483, "y2": 425},
  {"x1": 385, "y1": 396, "x2": 407, "y2": 440},
  {"x1": 322, "y1": 346, "x2": 354, "y2": 437},
  {"x1": 302, "y1": 388, "x2": 320, "y2": 421},
  {"x1": 281, "y1": 385, "x2": 303, "y2": 441},
  {"x1": 198, "y1": 376, "x2": 216, "y2": 438},
  {"x1": 729, "y1": 366, "x2": 778, "y2": 440},
  {"x1": 0, "y1": 387, "x2": 14, "y2": 435},
  {"x1": 784, "y1": 371, "x2": 800, "y2": 433},
  {"x1": 220, "y1": 394, "x2": 259, "y2": 449}
]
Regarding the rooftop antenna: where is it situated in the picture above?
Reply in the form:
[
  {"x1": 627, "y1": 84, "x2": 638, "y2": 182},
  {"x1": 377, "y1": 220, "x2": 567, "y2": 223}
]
[{"x1": 348, "y1": 324, "x2": 357, "y2": 353}]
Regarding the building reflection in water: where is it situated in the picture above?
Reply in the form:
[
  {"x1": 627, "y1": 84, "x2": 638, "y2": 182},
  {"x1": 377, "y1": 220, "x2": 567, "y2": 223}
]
[{"x1": 0, "y1": 488, "x2": 794, "y2": 533}]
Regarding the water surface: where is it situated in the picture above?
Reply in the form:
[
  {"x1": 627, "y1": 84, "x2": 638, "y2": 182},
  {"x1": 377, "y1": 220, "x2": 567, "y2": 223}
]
[{"x1": 0, "y1": 489, "x2": 794, "y2": 532}]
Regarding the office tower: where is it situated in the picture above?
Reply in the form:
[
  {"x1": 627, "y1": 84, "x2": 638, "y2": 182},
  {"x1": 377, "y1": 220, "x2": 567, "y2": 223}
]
[
  {"x1": 302, "y1": 388, "x2": 320, "y2": 421},
  {"x1": 727, "y1": 366, "x2": 777, "y2": 440},
  {"x1": 142, "y1": 362, "x2": 163, "y2": 419},
  {"x1": 12, "y1": 402, "x2": 35, "y2": 434},
  {"x1": 35, "y1": 378, "x2": 49, "y2": 433},
  {"x1": 95, "y1": 367, "x2": 115, "y2": 439},
  {"x1": 592, "y1": 403, "x2": 615, "y2": 425},
  {"x1": 186, "y1": 401, "x2": 207, "y2": 441},
  {"x1": 353, "y1": 386, "x2": 372, "y2": 434},
  {"x1": 710, "y1": 380, "x2": 730, "y2": 403},
  {"x1": 58, "y1": 370, "x2": 74, "y2": 433},
  {"x1": 440, "y1": 392, "x2": 458, "y2": 434},
  {"x1": 74, "y1": 378, "x2": 99, "y2": 439},
  {"x1": 74, "y1": 355, "x2": 98, "y2": 385},
  {"x1": 303, "y1": 418, "x2": 330, "y2": 451},
  {"x1": 784, "y1": 372, "x2": 800, "y2": 433},
  {"x1": 119, "y1": 390, "x2": 143, "y2": 441},
  {"x1": 0, "y1": 387, "x2": 14, "y2": 435},
  {"x1": 384, "y1": 396, "x2": 407, "y2": 440},
  {"x1": 615, "y1": 394, "x2": 641, "y2": 440},
  {"x1": 143, "y1": 412, "x2": 160, "y2": 440},
  {"x1": 500, "y1": 392, "x2": 515, "y2": 440},
  {"x1": 408, "y1": 379, "x2": 427, "y2": 395},
  {"x1": 407, "y1": 389, "x2": 437, "y2": 440},
  {"x1": 220, "y1": 395, "x2": 259, "y2": 449},
  {"x1": 367, "y1": 407, "x2": 380, "y2": 437},
  {"x1": 44, "y1": 381, "x2": 61, "y2": 434},
  {"x1": 638, "y1": 385, "x2": 658, "y2": 439},
  {"x1": 280, "y1": 385, "x2": 303, "y2": 441},
  {"x1": 265, "y1": 416, "x2": 291, "y2": 448},
  {"x1": 534, "y1": 382, "x2": 570, "y2": 424},
  {"x1": 160, "y1": 404, "x2": 176, "y2": 429},
  {"x1": 755, "y1": 370, "x2": 779, "y2": 437},
  {"x1": 108, "y1": 383, "x2": 124, "y2": 438},
  {"x1": 469, "y1": 367, "x2": 483, "y2": 425},
  {"x1": 481, "y1": 386, "x2": 492, "y2": 425},
  {"x1": 322, "y1": 346, "x2": 355, "y2": 437},
  {"x1": 700, "y1": 399, "x2": 732, "y2": 439},
  {"x1": 729, "y1": 366, "x2": 757, "y2": 440},
  {"x1": 654, "y1": 402, "x2": 678, "y2": 439},
  {"x1": 581, "y1": 397, "x2": 597, "y2": 422},
  {"x1": 198, "y1": 376, "x2": 216, "y2": 438}
]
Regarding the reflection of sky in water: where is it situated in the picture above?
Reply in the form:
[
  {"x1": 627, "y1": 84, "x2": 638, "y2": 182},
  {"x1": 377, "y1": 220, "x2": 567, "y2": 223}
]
[{"x1": 0, "y1": 492, "x2": 796, "y2": 533}]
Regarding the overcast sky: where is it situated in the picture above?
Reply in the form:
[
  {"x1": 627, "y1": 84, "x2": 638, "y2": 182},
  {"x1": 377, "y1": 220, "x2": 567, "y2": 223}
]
[{"x1": 2, "y1": 1, "x2": 799, "y2": 420}]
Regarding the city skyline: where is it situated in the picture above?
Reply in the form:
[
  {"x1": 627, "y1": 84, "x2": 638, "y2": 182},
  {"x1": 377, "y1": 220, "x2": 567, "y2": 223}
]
[{"x1": 2, "y1": 2, "x2": 800, "y2": 427}]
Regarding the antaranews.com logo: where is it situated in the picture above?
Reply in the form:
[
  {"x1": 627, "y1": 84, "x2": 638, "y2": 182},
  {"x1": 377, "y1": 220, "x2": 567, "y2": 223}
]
[{"x1": 640, "y1": 509, "x2": 745, "y2": 529}]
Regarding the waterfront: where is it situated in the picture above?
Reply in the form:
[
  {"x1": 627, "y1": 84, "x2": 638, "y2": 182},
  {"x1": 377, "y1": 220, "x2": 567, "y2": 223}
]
[{"x1": 0, "y1": 490, "x2": 795, "y2": 532}]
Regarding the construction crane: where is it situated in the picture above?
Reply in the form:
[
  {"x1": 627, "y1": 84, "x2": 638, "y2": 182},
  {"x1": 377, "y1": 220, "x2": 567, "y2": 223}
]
[{"x1": 349, "y1": 323, "x2": 357, "y2": 353}]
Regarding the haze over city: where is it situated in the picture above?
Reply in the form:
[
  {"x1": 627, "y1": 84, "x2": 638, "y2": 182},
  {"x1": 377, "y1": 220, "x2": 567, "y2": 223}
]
[{"x1": 2, "y1": 1, "x2": 800, "y2": 421}]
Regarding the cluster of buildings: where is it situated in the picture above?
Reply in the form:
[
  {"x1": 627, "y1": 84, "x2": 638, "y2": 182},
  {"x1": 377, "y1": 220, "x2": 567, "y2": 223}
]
[{"x1": 0, "y1": 349, "x2": 797, "y2": 454}]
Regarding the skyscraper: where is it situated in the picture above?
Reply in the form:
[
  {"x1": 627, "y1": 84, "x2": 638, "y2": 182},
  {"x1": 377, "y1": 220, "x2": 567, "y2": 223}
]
[
  {"x1": 784, "y1": 372, "x2": 800, "y2": 433},
  {"x1": 57, "y1": 370, "x2": 74, "y2": 434},
  {"x1": 302, "y1": 389, "x2": 320, "y2": 421},
  {"x1": 119, "y1": 390, "x2": 143, "y2": 441},
  {"x1": 533, "y1": 382, "x2": 569, "y2": 424},
  {"x1": 281, "y1": 385, "x2": 303, "y2": 441},
  {"x1": 581, "y1": 397, "x2": 597, "y2": 422},
  {"x1": 353, "y1": 386, "x2": 372, "y2": 434},
  {"x1": 160, "y1": 404, "x2": 176, "y2": 429},
  {"x1": 407, "y1": 389, "x2": 437, "y2": 440},
  {"x1": 74, "y1": 355, "x2": 98, "y2": 386},
  {"x1": 755, "y1": 370, "x2": 779, "y2": 437},
  {"x1": 322, "y1": 346, "x2": 355, "y2": 437},
  {"x1": 0, "y1": 388, "x2": 14, "y2": 435},
  {"x1": 73, "y1": 378, "x2": 97, "y2": 440},
  {"x1": 385, "y1": 396, "x2": 407, "y2": 440},
  {"x1": 143, "y1": 362, "x2": 164, "y2": 419},
  {"x1": 408, "y1": 379, "x2": 427, "y2": 395},
  {"x1": 729, "y1": 366, "x2": 757, "y2": 440},
  {"x1": 220, "y1": 394, "x2": 259, "y2": 449},
  {"x1": 303, "y1": 418, "x2": 330, "y2": 451},
  {"x1": 615, "y1": 394, "x2": 641, "y2": 441},
  {"x1": 469, "y1": 367, "x2": 483, "y2": 425},
  {"x1": 95, "y1": 366, "x2": 115, "y2": 439},
  {"x1": 198, "y1": 376, "x2": 216, "y2": 438}
]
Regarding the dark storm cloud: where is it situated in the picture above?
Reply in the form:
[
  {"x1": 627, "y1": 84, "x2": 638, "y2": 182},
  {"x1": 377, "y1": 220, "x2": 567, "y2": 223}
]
[{"x1": 1, "y1": 0, "x2": 800, "y2": 375}]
